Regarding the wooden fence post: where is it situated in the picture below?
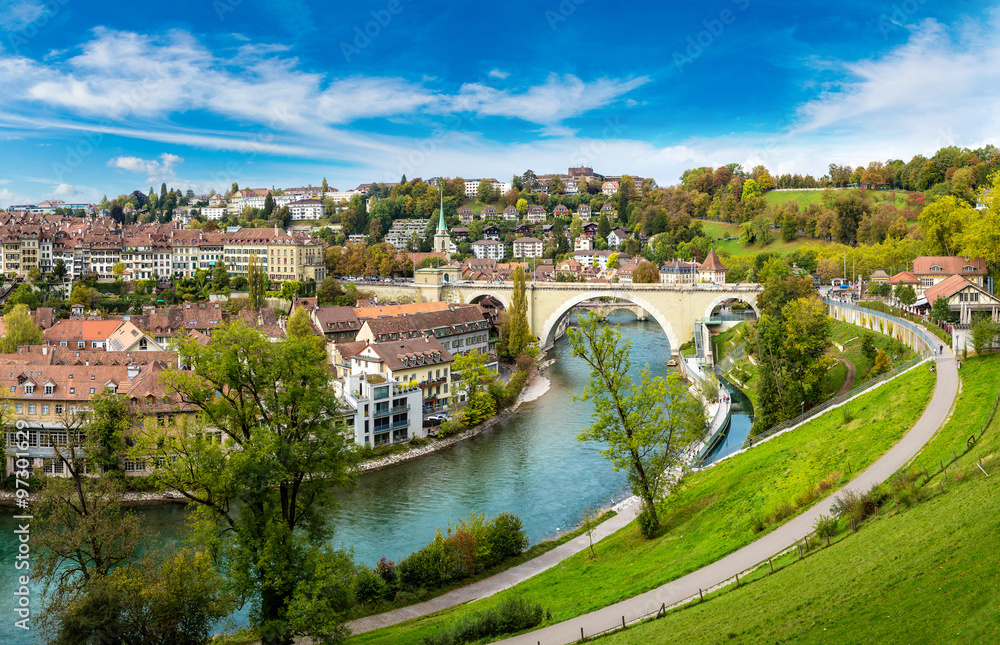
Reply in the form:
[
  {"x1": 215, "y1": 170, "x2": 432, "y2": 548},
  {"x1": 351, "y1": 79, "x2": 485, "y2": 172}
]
[
  {"x1": 768, "y1": 559, "x2": 774, "y2": 573},
  {"x1": 622, "y1": 616, "x2": 626, "y2": 630},
  {"x1": 581, "y1": 626, "x2": 585, "y2": 641},
  {"x1": 699, "y1": 588, "x2": 704, "y2": 602}
]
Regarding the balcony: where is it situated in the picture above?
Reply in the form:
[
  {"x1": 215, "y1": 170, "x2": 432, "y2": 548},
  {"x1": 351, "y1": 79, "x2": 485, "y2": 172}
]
[
  {"x1": 391, "y1": 404, "x2": 410, "y2": 413},
  {"x1": 391, "y1": 418, "x2": 409, "y2": 429},
  {"x1": 419, "y1": 377, "x2": 447, "y2": 388}
]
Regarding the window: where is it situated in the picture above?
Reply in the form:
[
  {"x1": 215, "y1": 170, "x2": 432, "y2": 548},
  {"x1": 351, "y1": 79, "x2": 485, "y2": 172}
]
[
  {"x1": 44, "y1": 385, "x2": 53, "y2": 395},
  {"x1": 42, "y1": 405, "x2": 49, "y2": 415},
  {"x1": 15, "y1": 403, "x2": 22, "y2": 414},
  {"x1": 55, "y1": 404, "x2": 63, "y2": 414},
  {"x1": 90, "y1": 388, "x2": 95, "y2": 394},
  {"x1": 28, "y1": 404, "x2": 35, "y2": 415},
  {"x1": 69, "y1": 388, "x2": 74, "y2": 394},
  {"x1": 24, "y1": 384, "x2": 33, "y2": 394}
]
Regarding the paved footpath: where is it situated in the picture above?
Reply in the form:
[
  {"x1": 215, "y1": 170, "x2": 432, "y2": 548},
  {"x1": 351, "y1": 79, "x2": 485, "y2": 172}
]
[
  {"x1": 499, "y1": 348, "x2": 958, "y2": 644},
  {"x1": 347, "y1": 497, "x2": 643, "y2": 634}
]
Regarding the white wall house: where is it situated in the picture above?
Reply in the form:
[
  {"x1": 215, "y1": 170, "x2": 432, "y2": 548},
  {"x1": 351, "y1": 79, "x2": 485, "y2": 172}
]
[{"x1": 471, "y1": 239, "x2": 506, "y2": 260}]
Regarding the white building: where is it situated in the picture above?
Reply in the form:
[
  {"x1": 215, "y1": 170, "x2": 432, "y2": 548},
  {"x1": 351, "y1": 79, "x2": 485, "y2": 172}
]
[
  {"x1": 339, "y1": 373, "x2": 424, "y2": 447},
  {"x1": 574, "y1": 236, "x2": 594, "y2": 251},
  {"x1": 513, "y1": 237, "x2": 544, "y2": 258},
  {"x1": 288, "y1": 199, "x2": 324, "y2": 221},
  {"x1": 471, "y1": 239, "x2": 506, "y2": 260},
  {"x1": 463, "y1": 178, "x2": 512, "y2": 198}
]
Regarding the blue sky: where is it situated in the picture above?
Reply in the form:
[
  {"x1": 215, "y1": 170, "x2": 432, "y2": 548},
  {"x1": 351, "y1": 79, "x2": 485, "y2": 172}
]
[{"x1": 0, "y1": 0, "x2": 998, "y2": 206}]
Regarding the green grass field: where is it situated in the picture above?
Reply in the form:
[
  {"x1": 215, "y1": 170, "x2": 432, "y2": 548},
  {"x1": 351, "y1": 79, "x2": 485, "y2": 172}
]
[
  {"x1": 348, "y1": 367, "x2": 935, "y2": 644},
  {"x1": 764, "y1": 188, "x2": 912, "y2": 210},
  {"x1": 595, "y1": 354, "x2": 1000, "y2": 645},
  {"x1": 697, "y1": 220, "x2": 828, "y2": 257}
]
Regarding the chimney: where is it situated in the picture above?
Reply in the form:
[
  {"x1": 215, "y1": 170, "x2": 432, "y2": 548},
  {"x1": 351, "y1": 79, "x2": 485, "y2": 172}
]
[{"x1": 127, "y1": 364, "x2": 139, "y2": 379}]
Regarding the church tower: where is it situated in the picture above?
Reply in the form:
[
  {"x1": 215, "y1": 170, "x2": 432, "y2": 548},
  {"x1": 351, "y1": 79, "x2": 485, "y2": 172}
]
[{"x1": 433, "y1": 182, "x2": 451, "y2": 255}]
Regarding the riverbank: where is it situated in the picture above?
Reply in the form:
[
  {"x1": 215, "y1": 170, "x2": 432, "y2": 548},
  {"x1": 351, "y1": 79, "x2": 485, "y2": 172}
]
[{"x1": 357, "y1": 366, "x2": 541, "y2": 472}]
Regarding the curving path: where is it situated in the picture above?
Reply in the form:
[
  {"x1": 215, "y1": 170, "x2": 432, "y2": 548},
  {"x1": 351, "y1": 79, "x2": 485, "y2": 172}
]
[
  {"x1": 834, "y1": 356, "x2": 857, "y2": 397},
  {"x1": 499, "y1": 347, "x2": 957, "y2": 644}
]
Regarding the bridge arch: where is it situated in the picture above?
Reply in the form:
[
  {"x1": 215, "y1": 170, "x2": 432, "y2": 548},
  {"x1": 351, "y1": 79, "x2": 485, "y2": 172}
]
[
  {"x1": 539, "y1": 291, "x2": 680, "y2": 352},
  {"x1": 465, "y1": 290, "x2": 512, "y2": 310},
  {"x1": 704, "y1": 294, "x2": 760, "y2": 319}
]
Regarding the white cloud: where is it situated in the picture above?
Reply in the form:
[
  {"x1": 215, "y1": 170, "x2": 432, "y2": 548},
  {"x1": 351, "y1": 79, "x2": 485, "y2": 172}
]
[
  {"x1": 108, "y1": 152, "x2": 183, "y2": 183},
  {"x1": 52, "y1": 182, "x2": 82, "y2": 196},
  {"x1": 488, "y1": 69, "x2": 509, "y2": 80},
  {"x1": 0, "y1": 0, "x2": 45, "y2": 31}
]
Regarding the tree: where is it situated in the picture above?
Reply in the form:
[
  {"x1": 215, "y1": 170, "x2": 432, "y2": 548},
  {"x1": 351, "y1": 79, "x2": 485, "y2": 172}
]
[
  {"x1": 633, "y1": 260, "x2": 659, "y2": 284},
  {"x1": 263, "y1": 193, "x2": 275, "y2": 217},
  {"x1": 112, "y1": 261, "x2": 126, "y2": 281},
  {"x1": 548, "y1": 176, "x2": 566, "y2": 195},
  {"x1": 156, "y1": 324, "x2": 358, "y2": 645},
  {"x1": 606, "y1": 252, "x2": 619, "y2": 269},
  {"x1": 504, "y1": 266, "x2": 532, "y2": 360},
  {"x1": 867, "y1": 281, "x2": 890, "y2": 297},
  {"x1": 894, "y1": 284, "x2": 917, "y2": 306},
  {"x1": 832, "y1": 192, "x2": 871, "y2": 245},
  {"x1": 53, "y1": 259, "x2": 67, "y2": 281},
  {"x1": 279, "y1": 280, "x2": 301, "y2": 301},
  {"x1": 570, "y1": 214, "x2": 583, "y2": 239},
  {"x1": 516, "y1": 198, "x2": 528, "y2": 215},
  {"x1": 931, "y1": 296, "x2": 953, "y2": 322},
  {"x1": 35, "y1": 392, "x2": 145, "y2": 633},
  {"x1": 287, "y1": 306, "x2": 314, "y2": 339},
  {"x1": 322, "y1": 177, "x2": 329, "y2": 192},
  {"x1": 211, "y1": 260, "x2": 230, "y2": 294},
  {"x1": 69, "y1": 283, "x2": 97, "y2": 308},
  {"x1": 48, "y1": 548, "x2": 234, "y2": 645},
  {"x1": 568, "y1": 313, "x2": 704, "y2": 537},
  {"x1": 597, "y1": 214, "x2": 611, "y2": 240},
  {"x1": 971, "y1": 314, "x2": 998, "y2": 355},
  {"x1": 4, "y1": 283, "x2": 38, "y2": 314},
  {"x1": 317, "y1": 277, "x2": 345, "y2": 305},
  {"x1": 871, "y1": 349, "x2": 893, "y2": 376},
  {"x1": 860, "y1": 334, "x2": 877, "y2": 365},
  {"x1": 477, "y1": 179, "x2": 495, "y2": 203},
  {"x1": 452, "y1": 351, "x2": 498, "y2": 426},
  {"x1": 918, "y1": 196, "x2": 974, "y2": 256},
  {"x1": 0, "y1": 304, "x2": 44, "y2": 352},
  {"x1": 247, "y1": 254, "x2": 268, "y2": 311}
]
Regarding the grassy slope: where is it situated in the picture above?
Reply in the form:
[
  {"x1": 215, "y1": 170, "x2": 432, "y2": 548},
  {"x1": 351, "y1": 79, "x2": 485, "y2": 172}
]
[
  {"x1": 815, "y1": 319, "x2": 916, "y2": 400},
  {"x1": 596, "y1": 354, "x2": 1000, "y2": 645},
  {"x1": 764, "y1": 188, "x2": 912, "y2": 210},
  {"x1": 348, "y1": 367, "x2": 935, "y2": 644},
  {"x1": 698, "y1": 220, "x2": 830, "y2": 257}
]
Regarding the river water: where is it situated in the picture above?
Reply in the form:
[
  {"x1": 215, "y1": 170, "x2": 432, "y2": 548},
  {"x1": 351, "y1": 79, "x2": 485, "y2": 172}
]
[{"x1": 0, "y1": 312, "x2": 683, "y2": 640}]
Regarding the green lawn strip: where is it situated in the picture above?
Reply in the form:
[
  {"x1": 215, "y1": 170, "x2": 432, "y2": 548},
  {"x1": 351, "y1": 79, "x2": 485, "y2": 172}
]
[
  {"x1": 911, "y1": 353, "x2": 1000, "y2": 471},
  {"x1": 347, "y1": 367, "x2": 935, "y2": 644},
  {"x1": 593, "y1": 378, "x2": 1000, "y2": 645},
  {"x1": 711, "y1": 322, "x2": 748, "y2": 363},
  {"x1": 697, "y1": 219, "x2": 829, "y2": 257}
]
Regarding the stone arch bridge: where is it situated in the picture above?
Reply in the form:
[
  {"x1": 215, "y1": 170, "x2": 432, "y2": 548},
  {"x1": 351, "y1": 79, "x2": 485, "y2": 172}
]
[{"x1": 363, "y1": 280, "x2": 762, "y2": 355}]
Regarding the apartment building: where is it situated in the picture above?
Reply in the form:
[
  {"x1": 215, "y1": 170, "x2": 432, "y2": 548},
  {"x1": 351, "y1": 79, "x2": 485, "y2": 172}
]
[
  {"x1": 341, "y1": 335, "x2": 454, "y2": 413},
  {"x1": 471, "y1": 239, "x2": 506, "y2": 261},
  {"x1": 338, "y1": 371, "x2": 424, "y2": 447},
  {"x1": 513, "y1": 237, "x2": 544, "y2": 259}
]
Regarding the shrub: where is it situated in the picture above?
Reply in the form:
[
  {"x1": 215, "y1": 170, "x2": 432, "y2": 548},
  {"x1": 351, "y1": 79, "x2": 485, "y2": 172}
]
[
  {"x1": 768, "y1": 500, "x2": 795, "y2": 524},
  {"x1": 354, "y1": 566, "x2": 388, "y2": 605},
  {"x1": 813, "y1": 513, "x2": 838, "y2": 538},
  {"x1": 420, "y1": 595, "x2": 544, "y2": 645},
  {"x1": 749, "y1": 513, "x2": 766, "y2": 533},
  {"x1": 839, "y1": 406, "x2": 855, "y2": 424},
  {"x1": 831, "y1": 485, "x2": 886, "y2": 524},
  {"x1": 636, "y1": 502, "x2": 659, "y2": 538},
  {"x1": 818, "y1": 471, "x2": 841, "y2": 493},
  {"x1": 487, "y1": 513, "x2": 529, "y2": 564}
]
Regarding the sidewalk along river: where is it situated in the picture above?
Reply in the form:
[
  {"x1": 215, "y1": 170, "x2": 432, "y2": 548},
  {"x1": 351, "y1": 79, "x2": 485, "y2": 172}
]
[{"x1": 0, "y1": 312, "x2": 673, "y2": 639}]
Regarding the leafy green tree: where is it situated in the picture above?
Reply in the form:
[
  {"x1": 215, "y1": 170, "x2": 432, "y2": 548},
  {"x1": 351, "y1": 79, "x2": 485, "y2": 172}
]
[
  {"x1": 867, "y1": 281, "x2": 890, "y2": 297},
  {"x1": 832, "y1": 192, "x2": 871, "y2": 245},
  {"x1": 568, "y1": 312, "x2": 704, "y2": 537},
  {"x1": 69, "y1": 283, "x2": 97, "y2": 308},
  {"x1": 597, "y1": 214, "x2": 611, "y2": 240},
  {"x1": 453, "y1": 351, "x2": 498, "y2": 426},
  {"x1": 232, "y1": 275, "x2": 248, "y2": 291},
  {"x1": 49, "y1": 548, "x2": 234, "y2": 645},
  {"x1": 52, "y1": 259, "x2": 68, "y2": 281},
  {"x1": 4, "y1": 283, "x2": 38, "y2": 314},
  {"x1": 871, "y1": 349, "x2": 893, "y2": 376},
  {"x1": 894, "y1": 284, "x2": 917, "y2": 306},
  {"x1": 548, "y1": 176, "x2": 566, "y2": 195},
  {"x1": 931, "y1": 296, "x2": 952, "y2": 322},
  {"x1": 477, "y1": 179, "x2": 495, "y2": 203},
  {"x1": 860, "y1": 334, "x2": 877, "y2": 364},
  {"x1": 918, "y1": 196, "x2": 975, "y2": 256},
  {"x1": 263, "y1": 193, "x2": 275, "y2": 217},
  {"x1": 0, "y1": 304, "x2": 44, "y2": 352},
  {"x1": 156, "y1": 323, "x2": 359, "y2": 645},
  {"x1": 516, "y1": 198, "x2": 528, "y2": 215},
  {"x1": 741, "y1": 178, "x2": 761, "y2": 200},
  {"x1": 503, "y1": 266, "x2": 531, "y2": 360},
  {"x1": 570, "y1": 214, "x2": 583, "y2": 239},
  {"x1": 971, "y1": 314, "x2": 998, "y2": 355},
  {"x1": 606, "y1": 252, "x2": 619, "y2": 269},
  {"x1": 211, "y1": 260, "x2": 230, "y2": 294},
  {"x1": 287, "y1": 307, "x2": 314, "y2": 338},
  {"x1": 279, "y1": 280, "x2": 301, "y2": 300},
  {"x1": 317, "y1": 276, "x2": 344, "y2": 305},
  {"x1": 247, "y1": 254, "x2": 268, "y2": 311}
]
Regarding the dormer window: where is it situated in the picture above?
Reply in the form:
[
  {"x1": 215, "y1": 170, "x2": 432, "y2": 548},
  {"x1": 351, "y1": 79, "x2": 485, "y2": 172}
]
[
  {"x1": 44, "y1": 385, "x2": 54, "y2": 395},
  {"x1": 964, "y1": 265, "x2": 975, "y2": 272},
  {"x1": 25, "y1": 385, "x2": 34, "y2": 394},
  {"x1": 930, "y1": 265, "x2": 942, "y2": 272}
]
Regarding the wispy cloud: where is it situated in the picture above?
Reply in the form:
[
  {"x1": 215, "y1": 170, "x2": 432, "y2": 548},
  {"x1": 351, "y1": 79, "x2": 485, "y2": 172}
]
[
  {"x1": 108, "y1": 152, "x2": 183, "y2": 183},
  {"x1": 0, "y1": 0, "x2": 45, "y2": 30}
]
